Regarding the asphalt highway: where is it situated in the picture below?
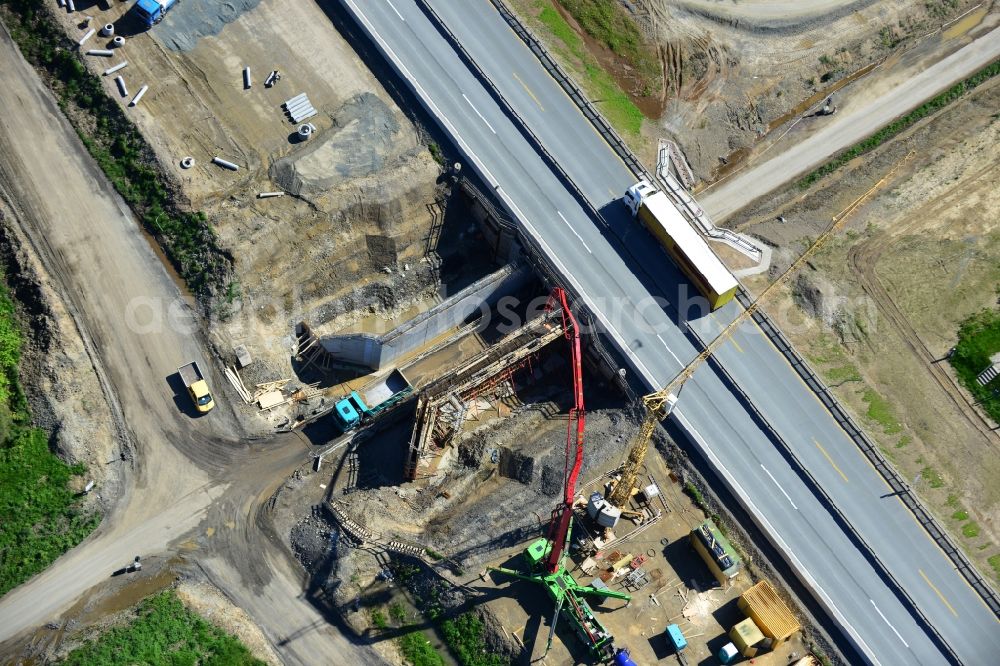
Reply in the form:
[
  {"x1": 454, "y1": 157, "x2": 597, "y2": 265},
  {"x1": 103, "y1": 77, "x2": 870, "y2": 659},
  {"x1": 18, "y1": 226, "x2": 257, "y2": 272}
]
[{"x1": 342, "y1": 1, "x2": 1000, "y2": 663}]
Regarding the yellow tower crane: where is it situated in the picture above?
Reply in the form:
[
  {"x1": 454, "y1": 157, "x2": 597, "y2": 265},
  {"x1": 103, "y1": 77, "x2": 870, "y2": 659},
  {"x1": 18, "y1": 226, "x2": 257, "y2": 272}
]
[{"x1": 606, "y1": 152, "x2": 913, "y2": 509}]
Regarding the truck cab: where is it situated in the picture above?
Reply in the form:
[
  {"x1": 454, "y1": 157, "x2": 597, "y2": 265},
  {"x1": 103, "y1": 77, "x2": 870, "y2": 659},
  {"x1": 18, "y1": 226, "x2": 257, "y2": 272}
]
[
  {"x1": 134, "y1": 0, "x2": 176, "y2": 28},
  {"x1": 177, "y1": 362, "x2": 214, "y2": 414},
  {"x1": 623, "y1": 180, "x2": 658, "y2": 217},
  {"x1": 332, "y1": 392, "x2": 367, "y2": 431}
]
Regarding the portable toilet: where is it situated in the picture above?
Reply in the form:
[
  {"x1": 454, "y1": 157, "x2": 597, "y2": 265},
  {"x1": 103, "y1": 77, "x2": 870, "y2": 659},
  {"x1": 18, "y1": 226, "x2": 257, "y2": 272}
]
[{"x1": 666, "y1": 623, "x2": 687, "y2": 652}]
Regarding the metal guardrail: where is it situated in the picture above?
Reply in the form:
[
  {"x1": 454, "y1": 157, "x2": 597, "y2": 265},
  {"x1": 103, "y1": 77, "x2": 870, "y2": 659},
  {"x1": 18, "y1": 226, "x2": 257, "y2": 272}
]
[
  {"x1": 483, "y1": 0, "x2": 1000, "y2": 622},
  {"x1": 736, "y1": 290, "x2": 1000, "y2": 618},
  {"x1": 487, "y1": 0, "x2": 761, "y2": 263}
]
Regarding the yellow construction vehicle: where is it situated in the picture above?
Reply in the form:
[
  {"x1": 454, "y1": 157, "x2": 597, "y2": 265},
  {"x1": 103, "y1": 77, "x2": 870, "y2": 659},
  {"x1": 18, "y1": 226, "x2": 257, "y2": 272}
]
[{"x1": 606, "y1": 153, "x2": 912, "y2": 509}]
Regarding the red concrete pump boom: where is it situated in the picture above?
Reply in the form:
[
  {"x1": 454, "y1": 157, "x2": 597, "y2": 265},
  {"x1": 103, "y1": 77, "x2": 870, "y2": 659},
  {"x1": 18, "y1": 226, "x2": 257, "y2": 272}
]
[{"x1": 544, "y1": 287, "x2": 585, "y2": 574}]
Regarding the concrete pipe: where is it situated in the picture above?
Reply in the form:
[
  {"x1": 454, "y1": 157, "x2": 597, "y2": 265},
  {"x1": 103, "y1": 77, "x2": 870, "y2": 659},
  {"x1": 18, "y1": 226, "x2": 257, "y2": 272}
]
[
  {"x1": 212, "y1": 157, "x2": 239, "y2": 171},
  {"x1": 86, "y1": 49, "x2": 114, "y2": 57},
  {"x1": 78, "y1": 28, "x2": 95, "y2": 46},
  {"x1": 129, "y1": 84, "x2": 148, "y2": 108},
  {"x1": 112, "y1": 36, "x2": 125, "y2": 48},
  {"x1": 180, "y1": 157, "x2": 195, "y2": 170},
  {"x1": 103, "y1": 61, "x2": 127, "y2": 76},
  {"x1": 115, "y1": 75, "x2": 128, "y2": 98},
  {"x1": 100, "y1": 23, "x2": 114, "y2": 37},
  {"x1": 243, "y1": 66, "x2": 251, "y2": 90},
  {"x1": 286, "y1": 99, "x2": 313, "y2": 113},
  {"x1": 297, "y1": 124, "x2": 313, "y2": 140}
]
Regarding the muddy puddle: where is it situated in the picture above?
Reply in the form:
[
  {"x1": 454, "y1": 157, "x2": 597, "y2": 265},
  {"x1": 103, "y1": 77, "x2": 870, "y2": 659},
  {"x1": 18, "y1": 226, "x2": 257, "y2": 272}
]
[{"x1": 942, "y1": 6, "x2": 988, "y2": 40}]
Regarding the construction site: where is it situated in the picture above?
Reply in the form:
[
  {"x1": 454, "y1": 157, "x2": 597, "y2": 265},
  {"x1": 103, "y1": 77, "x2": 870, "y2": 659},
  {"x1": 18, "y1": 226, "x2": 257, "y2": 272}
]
[{"x1": 0, "y1": 1, "x2": 998, "y2": 666}]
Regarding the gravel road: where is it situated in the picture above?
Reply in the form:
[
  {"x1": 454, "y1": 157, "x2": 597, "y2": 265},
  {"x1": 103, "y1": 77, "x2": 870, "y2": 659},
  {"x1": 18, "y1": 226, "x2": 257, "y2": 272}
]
[
  {"x1": 701, "y1": 25, "x2": 1000, "y2": 221},
  {"x1": 0, "y1": 22, "x2": 377, "y2": 665}
]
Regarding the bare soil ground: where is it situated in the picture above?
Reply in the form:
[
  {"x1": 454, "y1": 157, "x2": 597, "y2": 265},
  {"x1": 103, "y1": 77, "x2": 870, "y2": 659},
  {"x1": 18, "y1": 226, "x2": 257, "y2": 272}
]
[
  {"x1": 47, "y1": 0, "x2": 446, "y2": 414},
  {"x1": 523, "y1": 0, "x2": 987, "y2": 179},
  {"x1": 0, "y1": 205, "x2": 121, "y2": 510},
  {"x1": 267, "y1": 349, "x2": 829, "y2": 664},
  {"x1": 640, "y1": 0, "x2": 990, "y2": 180},
  {"x1": 728, "y1": 78, "x2": 1000, "y2": 586}
]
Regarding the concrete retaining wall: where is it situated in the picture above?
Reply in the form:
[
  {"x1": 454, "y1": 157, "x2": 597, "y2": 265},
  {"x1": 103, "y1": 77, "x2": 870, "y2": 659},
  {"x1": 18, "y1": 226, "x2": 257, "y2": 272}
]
[{"x1": 319, "y1": 263, "x2": 532, "y2": 370}]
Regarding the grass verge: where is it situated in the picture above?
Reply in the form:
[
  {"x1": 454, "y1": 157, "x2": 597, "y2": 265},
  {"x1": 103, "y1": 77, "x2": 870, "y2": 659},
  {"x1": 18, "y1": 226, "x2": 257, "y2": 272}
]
[
  {"x1": 0, "y1": 0, "x2": 233, "y2": 298},
  {"x1": 557, "y1": 0, "x2": 661, "y2": 95},
  {"x1": 798, "y1": 57, "x2": 1000, "y2": 189},
  {"x1": 0, "y1": 276, "x2": 98, "y2": 598},
  {"x1": 61, "y1": 590, "x2": 263, "y2": 665},
  {"x1": 531, "y1": 2, "x2": 644, "y2": 136},
  {"x1": 949, "y1": 307, "x2": 1000, "y2": 424},
  {"x1": 862, "y1": 387, "x2": 903, "y2": 435}
]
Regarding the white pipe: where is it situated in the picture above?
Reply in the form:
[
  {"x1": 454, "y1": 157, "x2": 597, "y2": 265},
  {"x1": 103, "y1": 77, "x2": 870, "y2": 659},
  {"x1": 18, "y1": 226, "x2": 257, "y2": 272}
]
[
  {"x1": 264, "y1": 72, "x2": 276, "y2": 87},
  {"x1": 78, "y1": 28, "x2": 95, "y2": 46},
  {"x1": 283, "y1": 93, "x2": 308, "y2": 106},
  {"x1": 129, "y1": 84, "x2": 148, "y2": 107},
  {"x1": 100, "y1": 23, "x2": 114, "y2": 37},
  {"x1": 103, "y1": 61, "x2": 127, "y2": 76},
  {"x1": 243, "y1": 66, "x2": 251, "y2": 89},
  {"x1": 112, "y1": 36, "x2": 125, "y2": 48},
  {"x1": 115, "y1": 76, "x2": 128, "y2": 98},
  {"x1": 257, "y1": 192, "x2": 284, "y2": 199},
  {"x1": 86, "y1": 49, "x2": 114, "y2": 57},
  {"x1": 67, "y1": 0, "x2": 75, "y2": 12},
  {"x1": 212, "y1": 157, "x2": 239, "y2": 171},
  {"x1": 58, "y1": 0, "x2": 65, "y2": 7}
]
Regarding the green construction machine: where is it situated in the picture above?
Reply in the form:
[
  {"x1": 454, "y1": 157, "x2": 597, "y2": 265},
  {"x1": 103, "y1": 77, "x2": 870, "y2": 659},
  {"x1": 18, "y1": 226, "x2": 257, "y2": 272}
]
[{"x1": 489, "y1": 289, "x2": 631, "y2": 660}]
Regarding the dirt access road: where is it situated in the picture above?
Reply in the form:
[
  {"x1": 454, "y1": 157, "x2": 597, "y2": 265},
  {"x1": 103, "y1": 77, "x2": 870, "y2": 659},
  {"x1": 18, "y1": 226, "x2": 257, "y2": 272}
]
[
  {"x1": 0, "y1": 24, "x2": 380, "y2": 665},
  {"x1": 701, "y1": 23, "x2": 1000, "y2": 221}
]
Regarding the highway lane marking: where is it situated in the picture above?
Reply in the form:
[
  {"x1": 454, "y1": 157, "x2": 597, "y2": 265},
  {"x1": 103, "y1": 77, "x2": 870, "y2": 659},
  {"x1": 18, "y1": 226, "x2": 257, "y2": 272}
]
[
  {"x1": 339, "y1": 2, "x2": 667, "y2": 393},
  {"x1": 919, "y1": 569, "x2": 958, "y2": 617},
  {"x1": 557, "y1": 210, "x2": 591, "y2": 253},
  {"x1": 656, "y1": 334, "x2": 683, "y2": 367},
  {"x1": 761, "y1": 464, "x2": 797, "y2": 510},
  {"x1": 709, "y1": 312, "x2": 743, "y2": 352},
  {"x1": 384, "y1": 0, "x2": 405, "y2": 21},
  {"x1": 512, "y1": 72, "x2": 544, "y2": 111},
  {"x1": 814, "y1": 439, "x2": 848, "y2": 483},
  {"x1": 341, "y1": 0, "x2": 990, "y2": 649},
  {"x1": 869, "y1": 599, "x2": 909, "y2": 647},
  {"x1": 462, "y1": 93, "x2": 497, "y2": 134}
]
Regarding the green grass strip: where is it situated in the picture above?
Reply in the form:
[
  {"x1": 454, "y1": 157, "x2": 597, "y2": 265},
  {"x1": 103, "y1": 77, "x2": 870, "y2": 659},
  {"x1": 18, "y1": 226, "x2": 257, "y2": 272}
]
[
  {"x1": 0, "y1": 277, "x2": 98, "y2": 598},
  {"x1": 61, "y1": 590, "x2": 264, "y2": 665},
  {"x1": 799, "y1": 57, "x2": 1000, "y2": 189},
  {"x1": 536, "y1": 3, "x2": 644, "y2": 136}
]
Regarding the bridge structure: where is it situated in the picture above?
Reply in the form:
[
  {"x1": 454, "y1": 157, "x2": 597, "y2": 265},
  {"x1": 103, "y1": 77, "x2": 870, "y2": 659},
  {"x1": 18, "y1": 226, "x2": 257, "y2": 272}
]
[{"x1": 337, "y1": 1, "x2": 1000, "y2": 664}]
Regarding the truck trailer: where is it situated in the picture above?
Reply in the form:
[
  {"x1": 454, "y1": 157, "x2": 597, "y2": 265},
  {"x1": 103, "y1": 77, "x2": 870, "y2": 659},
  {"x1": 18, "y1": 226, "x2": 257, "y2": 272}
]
[
  {"x1": 623, "y1": 180, "x2": 738, "y2": 311},
  {"x1": 178, "y1": 361, "x2": 214, "y2": 414},
  {"x1": 332, "y1": 369, "x2": 412, "y2": 432}
]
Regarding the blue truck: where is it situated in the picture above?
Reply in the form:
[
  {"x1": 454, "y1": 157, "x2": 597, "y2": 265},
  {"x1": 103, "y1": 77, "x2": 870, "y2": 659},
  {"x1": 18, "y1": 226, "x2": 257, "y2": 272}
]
[
  {"x1": 133, "y1": 0, "x2": 177, "y2": 28},
  {"x1": 332, "y1": 369, "x2": 412, "y2": 432}
]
